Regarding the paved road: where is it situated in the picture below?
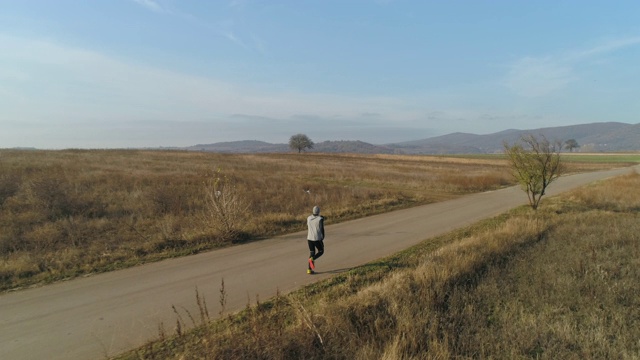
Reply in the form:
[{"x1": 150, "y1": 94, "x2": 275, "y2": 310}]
[{"x1": 1, "y1": 166, "x2": 637, "y2": 360}]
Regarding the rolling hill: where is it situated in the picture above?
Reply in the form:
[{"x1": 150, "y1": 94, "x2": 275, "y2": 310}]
[{"x1": 185, "y1": 122, "x2": 640, "y2": 154}]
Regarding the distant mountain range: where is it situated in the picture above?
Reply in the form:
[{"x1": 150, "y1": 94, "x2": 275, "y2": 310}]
[{"x1": 185, "y1": 122, "x2": 640, "y2": 154}]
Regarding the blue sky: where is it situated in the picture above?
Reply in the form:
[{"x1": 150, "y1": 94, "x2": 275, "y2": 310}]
[{"x1": 1, "y1": 0, "x2": 639, "y2": 149}]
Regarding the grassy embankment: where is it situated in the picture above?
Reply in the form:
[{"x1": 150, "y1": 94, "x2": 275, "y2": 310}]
[{"x1": 117, "y1": 167, "x2": 640, "y2": 359}]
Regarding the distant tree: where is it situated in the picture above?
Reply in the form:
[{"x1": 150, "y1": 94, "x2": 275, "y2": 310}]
[
  {"x1": 289, "y1": 134, "x2": 314, "y2": 153},
  {"x1": 504, "y1": 134, "x2": 563, "y2": 210},
  {"x1": 564, "y1": 139, "x2": 579, "y2": 152}
]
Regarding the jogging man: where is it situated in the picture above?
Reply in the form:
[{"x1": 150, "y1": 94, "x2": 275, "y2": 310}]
[{"x1": 306, "y1": 205, "x2": 325, "y2": 274}]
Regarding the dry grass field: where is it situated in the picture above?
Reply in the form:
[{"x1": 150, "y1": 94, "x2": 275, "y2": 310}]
[
  {"x1": 0, "y1": 149, "x2": 506, "y2": 291},
  {"x1": 117, "y1": 171, "x2": 640, "y2": 360},
  {"x1": 0, "y1": 149, "x2": 633, "y2": 292}
]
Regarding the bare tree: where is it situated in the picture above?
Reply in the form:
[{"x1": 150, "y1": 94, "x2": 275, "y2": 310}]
[
  {"x1": 564, "y1": 139, "x2": 579, "y2": 152},
  {"x1": 289, "y1": 134, "x2": 314, "y2": 153},
  {"x1": 504, "y1": 134, "x2": 563, "y2": 210}
]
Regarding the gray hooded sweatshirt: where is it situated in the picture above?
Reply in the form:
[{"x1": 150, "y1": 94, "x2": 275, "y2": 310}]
[{"x1": 307, "y1": 208, "x2": 325, "y2": 241}]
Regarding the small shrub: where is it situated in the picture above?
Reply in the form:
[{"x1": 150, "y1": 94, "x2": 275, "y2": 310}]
[
  {"x1": 0, "y1": 172, "x2": 21, "y2": 206},
  {"x1": 200, "y1": 168, "x2": 250, "y2": 243}
]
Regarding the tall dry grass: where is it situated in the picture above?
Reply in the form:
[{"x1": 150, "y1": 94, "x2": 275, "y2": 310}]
[{"x1": 118, "y1": 171, "x2": 640, "y2": 359}]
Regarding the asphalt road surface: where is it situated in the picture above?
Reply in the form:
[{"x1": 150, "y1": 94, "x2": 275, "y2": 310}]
[{"x1": 1, "y1": 166, "x2": 637, "y2": 360}]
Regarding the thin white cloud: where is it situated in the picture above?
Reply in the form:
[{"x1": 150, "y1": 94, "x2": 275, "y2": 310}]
[
  {"x1": 132, "y1": 0, "x2": 166, "y2": 13},
  {"x1": 2, "y1": 34, "x2": 560, "y2": 148},
  {"x1": 505, "y1": 57, "x2": 576, "y2": 97},
  {"x1": 572, "y1": 36, "x2": 640, "y2": 59},
  {"x1": 229, "y1": 0, "x2": 248, "y2": 9},
  {"x1": 0, "y1": 35, "x2": 422, "y2": 125},
  {"x1": 132, "y1": 0, "x2": 259, "y2": 52},
  {"x1": 505, "y1": 36, "x2": 640, "y2": 98},
  {"x1": 223, "y1": 31, "x2": 249, "y2": 49},
  {"x1": 133, "y1": 0, "x2": 253, "y2": 53}
]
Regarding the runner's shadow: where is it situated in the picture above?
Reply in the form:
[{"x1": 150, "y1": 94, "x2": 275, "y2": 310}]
[{"x1": 314, "y1": 268, "x2": 351, "y2": 275}]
